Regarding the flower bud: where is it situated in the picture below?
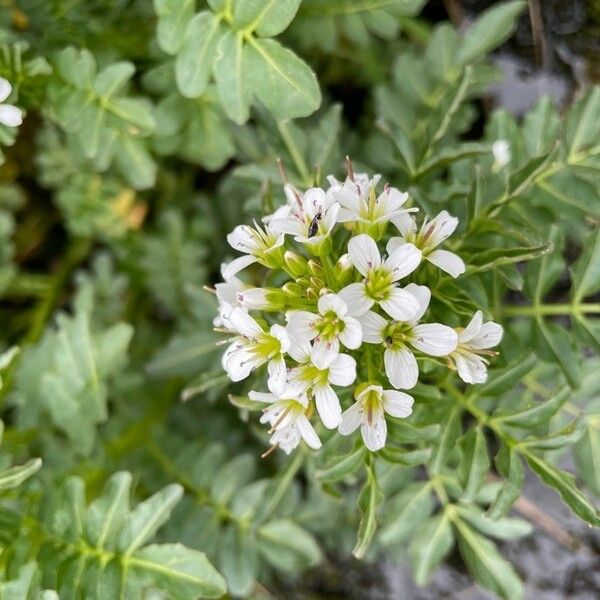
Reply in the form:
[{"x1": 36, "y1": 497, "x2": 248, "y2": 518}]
[
  {"x1": 309, "y1": 276, "x2": 325, "y2": 290},
  {"x1": 306, "y1": 288, "x2": 319, "y2": 302},
  {"x1": 284, "y1": 250, "x2": 307, "y2": 277},
  {"x1": 332, "y1": 253, "x2": 354, "y2": 287},
  {"x1": 237, "y1": 287, "x2": 285, "y2": 311},
  {"x1": 307, "y1": 260, "x2": 324, "y2": 277},
  {"x1": 282, "y1": 282, "x2": 303, "y2": 298}
]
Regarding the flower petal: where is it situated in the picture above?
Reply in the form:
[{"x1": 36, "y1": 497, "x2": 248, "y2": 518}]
[
  {"x1": 286, "y1": 310, "x2": 318, "y2": 342},
  {"x1": 348, "y1": 234, "x2": 381, "y2": 277},
  {"x1": 267, "y1": 357, "x2": 288, "y2": 395},
  {"x1": 328, "y1": 353, "x2": 357, "y2": 386},
  {"x1": 378, "y1": 187, "x2": 408, "y2": 216},
  {"x1": 470, "y1": 321, "x2": 503, "y2": 349},
  {"x1": 427, "y1": 249, "x2": 465, "y2": 278},
  {"x1": 338, "y1": 283, "x2": 374, "y2": 317},
  {"x1": 338, "y1": 401, "x2": 363, "y2": 435},
  {"x1": 403, "y1": 283, "x2": 431, "y2": 323},
  {"x1": 228, "y1": 307, "x2": 263, "y2": 337},
  {"x1": 311, "y1": 337, "x2": 340, "y2": 370},
  {"x1": 382, "y1": 390, "x2": 414, "y2": 418},
  {"x1": 0, "y1": 77, "x2": 11, "y2": 103},
  {"x1": 318, "y1": 293, "x2": 347, "y2": 317},
  {"x1": 426, "y1": 211, "x2": 459, "y2": 248},
  {"x1": 339, "y1": 316, "x2": 363, "y2": 349},
  {"x1": 361, "y1": 412, "x2": 387, "y2": 451},
  {"x1": 391, "y1": 213, "x2": 417, "y2": 238},
  {"x1": 225, "y1": 346, "x2": 259, "y2": 382},
  {"x1": 297, "y1": 415, "x2": 322, "y2": 449},
  {"x1": 455, "y1": 352, "x2": 488, "y2": 384},
  {"x1": 458, "y1": 311, "x2": 483, "y2": 344},
  {"x1": 358, "y1": 311, "x2": 387, "y2": 343},
  {"x1": 221, "y1": 255, "x2": 257, "y2": 280},
  {"x1": 315, "y1": 384, "x2": 342, "y2": 429},
  {"x1": 385, "y1": 242, "x2": 422, "y2": 281},
  {"x1": 270, "y1": 324, "x2": 290, "y2": 353},
  {"x1": 248, "y1": 390, "x2": 276, "y2": 403},
  {"x1": 384, "y1": 347, "x2": 419, "y2": 389},
  {"x1": 379, "y1": 287, "x2": 419, "y2": 321},
  {"x1": 0, "y1": 104, "x2": 22, "y2": 127},
  {"x1": 303, "y1": 187, "x2": 329, "y2": 218},
  {"x1": 411, "y1": 324, "x2": 458, "y2": 356}
]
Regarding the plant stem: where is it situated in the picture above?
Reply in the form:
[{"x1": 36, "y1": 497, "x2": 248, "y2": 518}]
[{"x1": 501, "y1": 303, "x2": 600, "y2": 317}]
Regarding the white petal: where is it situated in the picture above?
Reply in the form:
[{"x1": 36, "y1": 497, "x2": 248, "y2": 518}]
[
  {"x1": 303, "y1": 187, "x2": 328, "y2": 218},
  {"x1": 323, "y1": 202, "x2": 340, "y2": 233},
  {"x1": 378, "y1": 187, "x2": 408, "y2": 215},
  {"x1": 287, "y1": 339, "x2": 312, "y2": 364},
  {"x1": 356, "y1": 384, "x2": 383, "y2": 402},
  {"x1": 0, "y1": 104, "x2": 22, "y2": 127},
  {"x1": 426, "y1": 211, "x2": 459, "y2": 248},
  {"x1": 221, "y1": 255, "x2": 257, "y2": 280},
  {"x1": 338, "y1": 401, "x2": 363, "y2": 435},
  {"x1": 225, "y1": 346, "x2": 258, "y2": 382},
  {"x1": 268, "y1": 357, "x2": 288, "y2": 395},
  {"x1": 337, "y1": 207, "x2": 358, "y2": 223},
  {"x1": 333, "y1": 186, "x2": 361, "y2": 214},
  {"x1": 328, "y1": 353, "x2": 357, "y2": 386},
  {"x1": 227, "y1": 225, "x2": 257, "y2": 253},
  {"x1": 470, "y1": 322, "x2": 503, "y2": 349},
  {"x1": 361, "y1": 412, "x2": 387, "y2": 452},
  {"x1": 386, "y1": 236, "x2": 405, "y2": 254},
  {"x1": 0, "y1": 77, "x2": 11, "y2": 103},
  {"x1": 339, "y1": 317, "x2": 363, "y2": 349},
  {"x1": 238, "y1": 288, "x2": 269, "y2": 310},
  {"x1": 311, "y1": 337, "x2": 339, "y2": 370},
  {"x1": 455, "y1": 353, "x2": 488, "y2": 384},
  {"x1": 270, "y1": 324, "x2": 290, "y2": 353},
  {"x1": 385, "y1": 243, "x2": 422, "y2": 282},
  {"x1": 297, "y1": 415, "x2": 322, "y2": 449},
  {"x1": 427, "y1": 249, "x2": 465, "y2": 278},
  {"x1": 315, "y1": 384, "x2": 342, "y2": 429},
  {"x1": 382, "y1": 390, "x2": 414, "y2": 418},
  {"x1": 411, "y1": 324, "x2": 458, "y2": 356},
  {"x1": 348, "y1": 234, "x2": 381, "y2": 277},
  {"x1": 384, "y1": 347, "x2": 419, "y2": 389},
  {"x1": 286, "y1": 310, "x2": 318, "y2": 342},
  {"x1": 338, "y1": 283, "x2": 373, "y2": 317},
  {"x1": 318, "y1": 293, "x2": 347, "y2": 317},
  {"x1": 379, "y1": 287, "x2": 419, "y2": 321},
  {"x1": 248, "y1": 391, "x2": 277, "y2": 403},
  {"x1": 458, "y1": 311, "x2": 483, "y2": 344},
  {"x1": 270, "y1": 216, "x2": 305, "y2": 237},
  {"x1": 284, "y1": 184, "x2": 300, "y2": 206},
  {"x1": 403, "y1": 283, "x2": 431, "y2": 323},
  {"x1": 228, "y1": 308, "x2": 263, "y2": 338},
  {"x1": 391, "y1": 213, "x2": 417, "y2": 238},
  {"x1": 358, "y1": 311, "x2": 387, "y2": 344}
]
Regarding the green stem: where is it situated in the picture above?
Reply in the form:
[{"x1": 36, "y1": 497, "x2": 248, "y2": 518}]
[{"x1": 501, "y1": 303, "x2": 600, "y2": 317}]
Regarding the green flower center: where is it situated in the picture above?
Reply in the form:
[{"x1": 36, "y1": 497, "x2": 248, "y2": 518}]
[
  {"x1": 315, "y1": 310, "x2": 345, "y2": 340},
  {"x1": 252, "y1": 333, "x2": 281, "y2": 359},
  {"x1": 364, "y1": 267, "x2": 393, "y2": 301},
  {"x1": 383, "y1": 321, "x2": 414, "y2": 348}
]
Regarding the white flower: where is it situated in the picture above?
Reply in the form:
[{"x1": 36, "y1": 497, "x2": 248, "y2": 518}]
[
  {"x1": 389, "y1": 210, "x2": 465, "y2": 278},
  {"x1": 359, "y1": 283, "x2": 457, "y2": 389},
  {"x1": 328, "y1": 174, "x2": 417, "y2": 238},
  {"x1": 222, "y1": 308, "x2": 290, "y2": 395},
  {"x1": 449, "y1": 311, "x2": 503, "y2": 384},
  {"x1": 213, "y1": 265, "x2": 245, "y2": 329},
  {"x1": 492, "y1": 139, "x2": 511, "y2": 170},
  {"x1": 250, "y1": 386, "x2": 321, "y2": 454},
  {"x1": 286, "y1": 293, "x2": 362, "y2": 369},
  {"x1": 287, "y1": 338, "x2": 357, "y2": 429},
  {"x1": 269, "y1": 186, "x2": 339, "y2": 252},
  {"x1": 338, "y1": 383, "x2": 414, "y2": 451},
  {"x1": 0, "y1": 78, "x2": 23, "y2": 127},
  {"x1": 338, "y1": 234, "x2": 421, "y2": 320},
  {"x1": 223, "y1": 221, "x2": 285, "y2": 279}
]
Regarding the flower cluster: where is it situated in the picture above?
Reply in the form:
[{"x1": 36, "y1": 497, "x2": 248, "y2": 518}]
[
  {"x1": 214, "y1": 168, "x2": 502, "y2": 454},
  {"x1": 0, "y1": 77, "x2": 23, "y2": 128}
]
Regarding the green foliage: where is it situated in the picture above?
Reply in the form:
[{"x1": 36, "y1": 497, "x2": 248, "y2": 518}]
[{"x1": 0, "y1": 1, "x2": 599, "y2": 599}]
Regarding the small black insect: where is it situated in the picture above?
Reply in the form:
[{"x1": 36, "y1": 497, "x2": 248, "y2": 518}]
[
  {"x1": 308, "y1": 210, "x2": 322, "y2": 237},
  {"x1": 385, "y1": 336, "x2": 394, "y2": 346}
]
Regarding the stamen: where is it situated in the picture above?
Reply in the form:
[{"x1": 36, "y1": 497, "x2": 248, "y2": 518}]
[
  {"x1": 261, "y1": 444, "x2": 278, "y2": 458},
  {"x1": 203, "y1": 285, "x2": 216, "y2": 294},
  {"x1": 346, "y1": 155, "x2": 355, "y2": 182}
]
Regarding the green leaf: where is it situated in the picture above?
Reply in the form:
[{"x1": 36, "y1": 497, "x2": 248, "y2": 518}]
[
  {"x1": 176, "y1": 12, "x2": 225, "y2": 98},
  {"x1": 572, "y1": 314, "x2": 600, "y2": 354},
  {"x1": 533, "y1": 318, "x2": 581, "y2": 388},
  {"x1": 379, "y1": 482, "x2": 434, "y2": 546},
  {"x1": 131, "y1": 544, "x2": 226, "y2": 599},
  {"x1": 117, "y1": 484, "x2": 184, "y2": 554},
  {"x1": 536, "y1": 169, "x2": 600, "y2": 218},
  {"x1": 523, "y1": 96, "x2": 560, "y2": 156},
  {"x1": 466, "y1": 243, "x2": 552, "y2": 274},
  {"x1": 430, "y1": 405, "x2": 462, "y2": 474},
  {"x1": 233, "y1": 0, "x2": 302, "y2": 37},
  {"x1": 113, "y1": 136, "x2": 157, "y2": 190},
  {"x1": 379, "y1": 446, "x2": 432, "y2": 466},
  {"x1": 410, "y1": 513, "x2": 454, "y2": 585},
  {"x1": 566, "y1": 87, "x2": 600, "y2": 156},
  {"x1": 520, "y1": 448, "x2": 600, "y2": 525},
  {"x1": 256, "y1": 520, "x2": 322, "y2": 571},
  {"x1": 93, "y1": 62, "x2": 135, "y2": 98},
  {"x1": 316, "y1": 445, "x2": 365, "y2": 482},
  {"x1": 455, "y1": 505, "x2": 532, "y2": 540},
  {"x1": 523, "y1": 226, "x2": 564, "y2": 303},
  {"x1": 154, "y1": 0, "x2": 196, "y2": 54},
  {"x1": 518, "y1": 418, "x2": 585, "y2": 450},
  {"x1": 352, "y1": 462, "x2": 383, "y2": 558},
  {"x1": 493, "y1": 387, "x2": 570, "y2": 428},
  {"x1": 219, "y1": 524, "x2": 257, "y2": 597},
  {"x1": 488, "y1": 445, "x2": 524, "y2": 519},
  {"x1": 458, "y1": 1, "x2": 526, "y2": 65},
  {"x1": 571, "y1": 229, "x2": 600, "y2": 303},
  {"x1": 574, "y1": 419, "x2": 600, "y2": 496},
  {"x1": 458, "y1": 426, "x2": 489, "y2": 503},
  {"x1": 0, "y1": 458, "x2": 42, "y2": 491},
  {"x1": 214, "y1": 31, "x2": 251, "y2": 124},
  {"x1": 506, "y1": 149, "x2": 556, "y2": 201},
  {"x1": 453, "y1": 516, "x2": 523, "y2": 600},
  {"x1": 244, "y1": 38, "x2": 321, "y2": 120}
]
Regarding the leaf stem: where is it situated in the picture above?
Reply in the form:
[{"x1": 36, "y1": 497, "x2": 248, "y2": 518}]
[{"x1": 501, "y1": 303, "x2": 600, "y2": 317}]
